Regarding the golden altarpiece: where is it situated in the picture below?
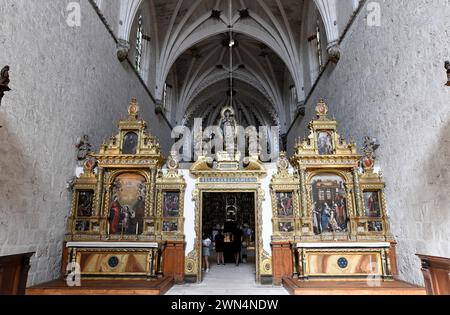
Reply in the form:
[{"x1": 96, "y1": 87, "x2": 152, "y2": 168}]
[
  {"x1": 270, "y1": 100, "x2": 396, "y2": 283},
  {"x1": 64, "y1": 100, "x2": 186, "y2": 281}
]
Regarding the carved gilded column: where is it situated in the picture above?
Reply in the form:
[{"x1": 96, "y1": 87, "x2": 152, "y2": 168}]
[
  {"x1": 352, "y1": 167, "x2": 363, "y2": 216},
  {"x1": 149, "y1": 168, "x2": 157, "y2": 217},
  {"x1": 299, "y1": 167, "x2": 308, "y2": 217},
  {"x1": 95, "y1": 167, "x2": 104, "y2": 216}
]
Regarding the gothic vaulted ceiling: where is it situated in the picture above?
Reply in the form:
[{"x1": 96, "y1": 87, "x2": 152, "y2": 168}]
[{"x1": 120, "y1": 0, "x2": 325, "y2": 132}]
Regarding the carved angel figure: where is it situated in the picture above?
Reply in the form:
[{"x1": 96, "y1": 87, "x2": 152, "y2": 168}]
[
  {"x1": 363, "y1": 136, "x2": 380, "y2": 158},
  {"x1": 445, "y1": 61, "x2": 450, "y2": 85},
  {"x1": 0, "y1": 65, "x2": 11, "y2": 105},
  {"x1": 76, "y1": 135, "x2": 92, "y2": 162}
]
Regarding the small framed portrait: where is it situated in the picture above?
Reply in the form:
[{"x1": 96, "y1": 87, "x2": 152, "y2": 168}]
[
  {"x1": 364, "y1": 191, "x2": 382, "y2": 218},
  {"x1": 276, "y1": 192, "x2": 294, "y2": 217},
  {"x1": 163, "y1": 221, "x2": 178, "y2": 233},
  {"x1": 122, "y1": 132, "x2": 139, "y2": 155},
  {"x1": 368, "y1": 221, "x2": 383, "y2": 232},
  {"x1": 146, "y1": 221, "x2": 155, "y2": 234},
  {"x1": 317, "y1": 131, "x2": 333, "y2": 155},
  {"x1": 91, "y1": 221, "x2": 100, "y2": 232},
  {"x1": 163, "y1": 191, "x2": 180, "y2": 217},
  {"x1": 76, "y1": 190, "x2": 94, "y2": 217},
  {"x1": 75, "y1": 220, "x2": 90, "y2": 232},
  {"x1": 278, "y1": 221, "x2": 294, "y2": 233}
]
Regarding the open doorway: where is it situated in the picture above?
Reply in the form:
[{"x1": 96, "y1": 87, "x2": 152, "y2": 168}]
[{"x1": 201, "y1": 192, "x2": 256, "y2": 282}]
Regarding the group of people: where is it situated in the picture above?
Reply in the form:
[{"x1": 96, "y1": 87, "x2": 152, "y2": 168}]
[
  {"x1": 202, "y1": 226, "x2": 251, "y2": 273},
  {"x1": 108, "y1": 195, "x2": 145, "y2": 235},
  {"x1": 313, "y1": 200, "x2": 348, "y2": 234}
]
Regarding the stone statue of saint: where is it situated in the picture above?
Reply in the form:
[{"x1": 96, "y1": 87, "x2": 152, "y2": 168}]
[
  {"x1": 76, "y1": 135, "x2": 92, "y2": 163},
  {"x1": 220, "y1": 107, "x2": 237, "y2": 153},
  {"x1": 0, "y1": 65, "x2": 11, "y2": 105}
]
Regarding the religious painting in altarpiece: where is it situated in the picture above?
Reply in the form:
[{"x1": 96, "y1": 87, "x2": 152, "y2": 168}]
[
  {"x1": 271, "y1": 99, "x2": 396, "y2": 281},
  {"x1": 288, "y1": 99, "x2": 394, "y2": 242},
  {"x1": 64, "y1": 99, "x2": 186, "y2": 280}
]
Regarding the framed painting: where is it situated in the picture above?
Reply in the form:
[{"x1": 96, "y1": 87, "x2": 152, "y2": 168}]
[
  {"x1": 122, "y1": 132, "x2": 139, "y2": 155},
  {"x1": 363, "y1": 191, "x2": 382, "y2": 218},
  {"x1": 108, "y1": 173, "x2": 146, "y2": 235},
  {"x1": 311, "y1": 174, "x2": 348, "y2": 235},
  {"x1": 146, "y1": 221, "x2": 155, "y2": 234},
  {"x1": 163, "y1": 191, "x2": 180, "y2": 217},
  {"x1": 76, "y1": 190, "x2": 94, "y2": 218},
  {"x1": 276, "y1": 192, "x2": 294, "y2": 217},
  {"x1": 317, "y1": 131, "x2": 333, "y2": 155},
  {"x1": 75, "y1": 220, "x2": 90, "y2": 232},
  {"x1": 278, "y1": 221, "x2": 294, "y2": 233},
  {"x1": 163, "y1": 220, "x2": 178, "y2": 233},
  {"x1": 368, "y1": 221, "x2": 383, "y2": 232}
]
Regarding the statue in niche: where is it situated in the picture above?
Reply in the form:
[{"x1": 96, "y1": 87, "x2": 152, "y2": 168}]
[
  {"x1": 0, "y1": 65, "x2": 11, "y2": 105},
  {"x1": 445, "y1": 61, "x2": 450, "y2": 86},
  {"x1": 75, "y1": 135, "x2": 92, "y2": 165},
  {"x1": 220, "y1": 107, "x2": 237, "y2": 154}
]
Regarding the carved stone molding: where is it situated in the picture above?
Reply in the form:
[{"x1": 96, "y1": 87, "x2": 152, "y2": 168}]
[
  {"x1": 327, "y1": 43, "x2": 341, "y2": 63},
  {"x1": 117, "y1": 39, "x2": 130, "y2": 62}
]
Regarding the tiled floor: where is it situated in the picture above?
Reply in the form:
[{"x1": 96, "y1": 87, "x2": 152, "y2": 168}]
[{"x1": 166, "y1": 263, "x2": 289, "y2": 295}]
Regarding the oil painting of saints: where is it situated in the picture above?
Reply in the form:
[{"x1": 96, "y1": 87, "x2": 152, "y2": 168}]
[
  {"x1": 364, "y1": 192, "x2": 381, "y2": 218},
  {"x1": 108, "y1": 173, "x2": 146, "y2": 235},
  {"x1": 163, "y1": 192, "x2": 180, "y2": 217},
  {"x1": 76, "y1": 191, "x2": 94, "y2": 217},
  {"x1": 122, "y1": 132, "x2": 139, "y2": 155},
  {"x1": 311, "y1": 174, "x2": 348, "y2": 235},
  {"x1": 276, "y1": 192, "x2": 294, "y2": 217},
  {"x1": 317, "y1": 132, "x2": 333, "y2": 155},
  {"x1": 279, "y1": 222, "x2": 294, "y2": 233}
]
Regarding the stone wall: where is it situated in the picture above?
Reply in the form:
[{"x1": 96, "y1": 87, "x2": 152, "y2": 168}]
[
  {"x1": 0, "y1": 0, "x2": 172, "y2": 286},
  {"x1": 288, "y1": 0, "x2": 450, "y2": 285}
]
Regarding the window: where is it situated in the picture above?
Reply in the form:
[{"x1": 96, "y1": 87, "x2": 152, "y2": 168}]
[
  {"x1": 316, "y1": 17, "x2": 324, "y2": 71},
  {"x1": 135, "y1": 13, "x2": 143, "y2": 72},
  {"x1": 162, "y1": 83, "x2": 168, "y2": 108}
]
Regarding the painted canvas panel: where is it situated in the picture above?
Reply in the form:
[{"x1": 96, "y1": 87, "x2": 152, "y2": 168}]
[
  {"x1": 163, "y1": 221, "x2": 178, "y2": 232},
  {"x1": 163, "y1": 191, "x2": 180, "y2": 217},
  {"x1": 311, "y1": 174, "x2": 348, "y2": 234},
  {"x1": 108, "y1": 173, "x2": 146, "y2": 235},
  {"x1": 122, "y1": 132, "x2": 138, "y2": 155},
  {"x1": 76, "y1": 190, "x2": 94, "y2": 217},
  {"x1": 364, "y1": 191, "x2": 382, "y2": 218},
  {"x1": 75, "y1": 220, "x2": 90, "y2": 232},
  {"x1": 317, "y1": 131, "x2": 333, "y2": 155},
  {"x1": 276, "y1": 192, "x2": 294, "y2": 217},
  {"x1": 368, "y1": 221, "x2": 383, "y2": 232},
  {"x1": 279, "y1": 221, "x2": 294, "y2": 233}
]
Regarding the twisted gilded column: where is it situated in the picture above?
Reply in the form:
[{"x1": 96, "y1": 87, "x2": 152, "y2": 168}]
[{"x1": 352, "y1": 167, "x2": 363, "y2": 216}]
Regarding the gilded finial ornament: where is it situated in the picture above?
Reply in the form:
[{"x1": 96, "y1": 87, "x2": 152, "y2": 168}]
[
  {"x1": 167, "y1": 151, "x2": 180, "y2": 170},
  {"x1": 315, "y1": 99, "x2": 329, "y2": 119},
  {"x1": 277, "y1": 151, "x2": 289, "y2": 173},
  {"x1": 128, "y1": 98, "x2": 140, "y2": 120}
]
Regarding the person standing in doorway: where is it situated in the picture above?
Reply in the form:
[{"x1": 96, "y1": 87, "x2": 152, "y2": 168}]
[
  {"x1": 214, "y1": 230, "x2": 225, "y2": 266},
  {"x1": 233, "y1": 226, "x2": 243, "y2": 266},
  {"x1": 202, "y1": 233, "x2": 212, "y2": 273}
]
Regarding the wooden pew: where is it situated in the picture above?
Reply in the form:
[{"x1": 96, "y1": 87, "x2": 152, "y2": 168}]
[
  {"x1": 417, "y1": 254, "x2": 450, "y2": 295},
  {"x1": 0, "y1": 252, "x2": 34, "y2": 295}
]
